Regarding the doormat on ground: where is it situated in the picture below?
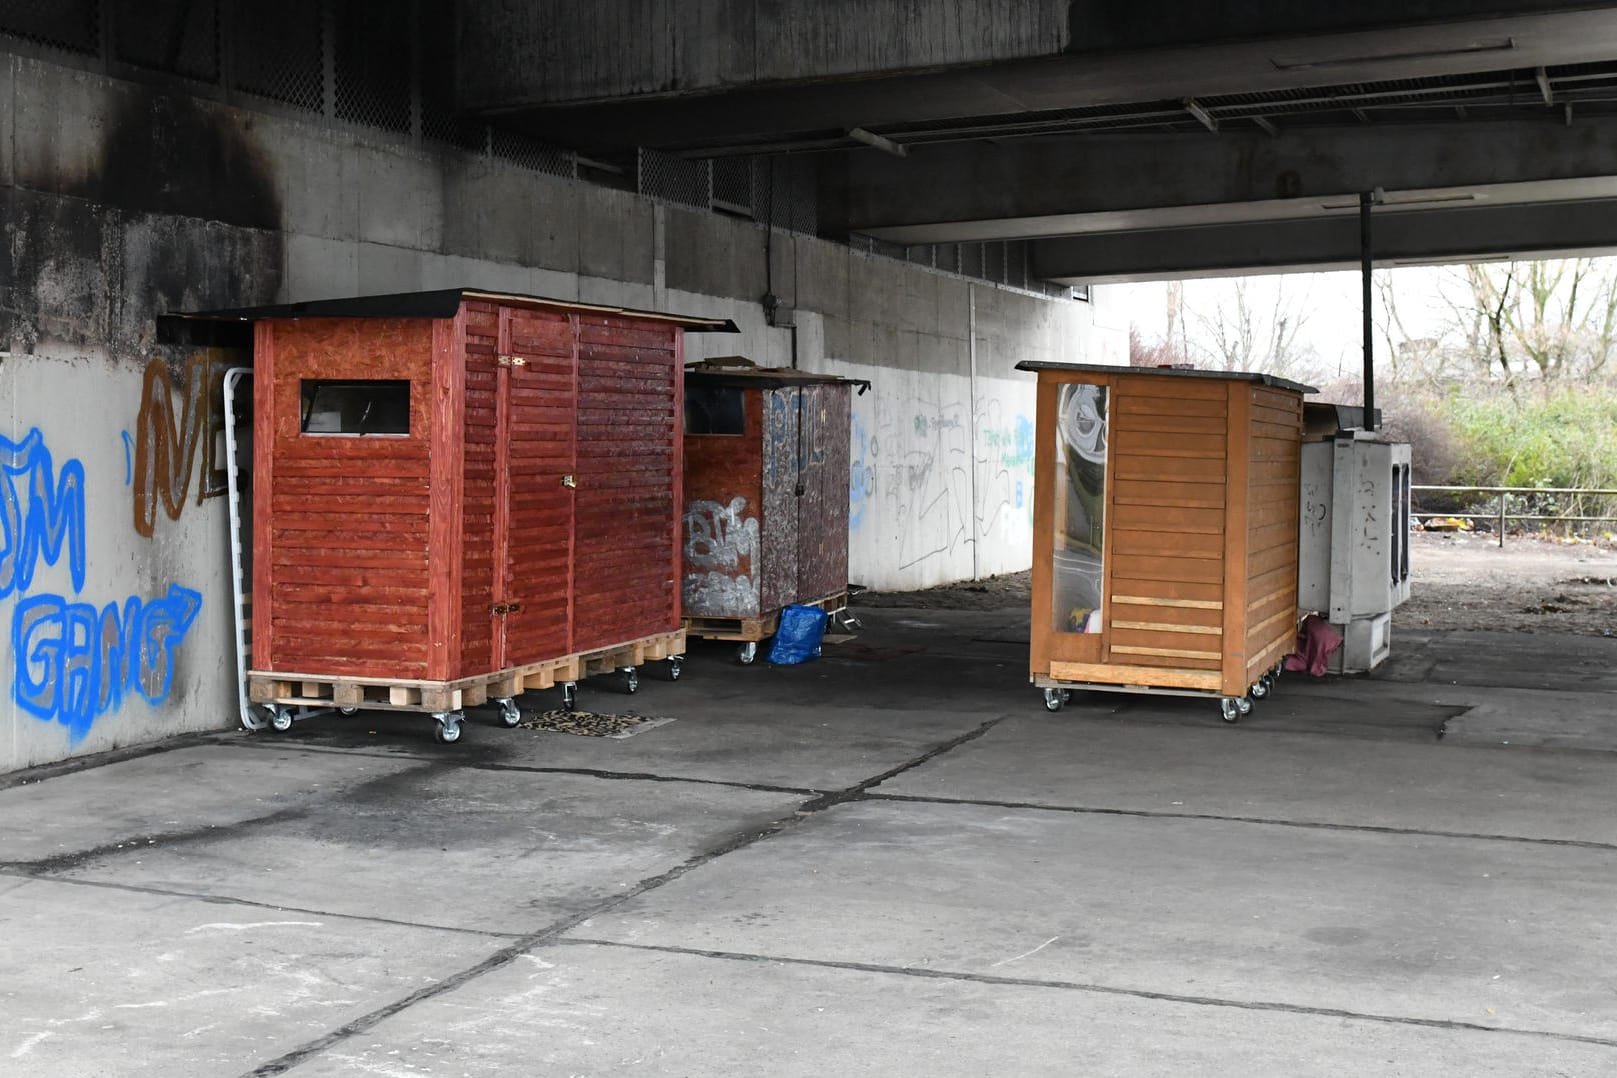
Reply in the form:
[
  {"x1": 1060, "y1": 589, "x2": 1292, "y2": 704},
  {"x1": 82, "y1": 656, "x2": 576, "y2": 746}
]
[{"x1": 518, "y1": 710, "x2": 677, "y2": 738}]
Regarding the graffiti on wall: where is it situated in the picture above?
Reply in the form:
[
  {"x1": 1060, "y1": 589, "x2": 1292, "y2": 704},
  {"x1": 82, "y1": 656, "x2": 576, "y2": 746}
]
[
  {"x1": 846, "y1": 389, "x2": 1036, "y2": 577},
  {"x1": 3, "y1": 425, "x2": 202, "y2": 744},
  {"x1": 12, "y1": 585, "x2": 202, "y2": 742},
  {"x1": 977, "y1": 402, "x2": 1036, "y2": 540},
  {"x1": 131, "y1": 355, "x2": 229, "y2": 538},
  {"x1": 682, "y1": 496, "x2": 762, "y2": 615},
  {"x1": 1, "y1": 429, "x2": 87, "y2": 599}
]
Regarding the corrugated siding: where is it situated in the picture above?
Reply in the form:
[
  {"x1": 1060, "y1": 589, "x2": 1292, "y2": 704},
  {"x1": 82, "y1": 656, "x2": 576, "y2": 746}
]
[
  {"x1": 456, "y1": 304, "x2": 499, "y2": 677},
  {"x1": 263, "y1": 318, "x2": 435, "y2": 678},
  {"x1": 572, "y1": 317, "x2": 680, "y2": 652},
  {"x1": 1104, "y1": 378, "x2": 1227, "y2": 672},
  {"x1": 1244, "y1": 385, "x2": 1303, "y2": 680},
  {"x1": 499, "y1": 308, "x2": 577, "y2": 665}
]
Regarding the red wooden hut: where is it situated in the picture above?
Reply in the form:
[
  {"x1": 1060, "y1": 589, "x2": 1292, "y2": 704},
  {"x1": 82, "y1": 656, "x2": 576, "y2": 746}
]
[{"x1": 212, "y1": 289, "x2": 733, "y2": 742}]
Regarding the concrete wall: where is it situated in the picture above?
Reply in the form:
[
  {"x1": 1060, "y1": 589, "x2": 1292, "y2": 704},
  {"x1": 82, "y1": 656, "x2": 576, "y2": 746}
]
[
  {"x1": 459, "y1": 1, "x2": 1069, "y2": 108},
  {"x1": 0, "y1": 51, "x2": 1094, "y2": 771}
]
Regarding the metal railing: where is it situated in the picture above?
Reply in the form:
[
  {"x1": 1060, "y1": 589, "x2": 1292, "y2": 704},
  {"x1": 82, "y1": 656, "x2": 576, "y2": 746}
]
[{"x1": 1412, "y1": 484, "x2": 1617, "y2": 547}]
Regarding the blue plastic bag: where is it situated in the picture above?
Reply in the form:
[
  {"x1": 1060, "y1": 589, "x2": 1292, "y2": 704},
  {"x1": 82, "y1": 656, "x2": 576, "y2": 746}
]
[{"x1": 768, "y1": 604, "x2": 829, "y2": 665}]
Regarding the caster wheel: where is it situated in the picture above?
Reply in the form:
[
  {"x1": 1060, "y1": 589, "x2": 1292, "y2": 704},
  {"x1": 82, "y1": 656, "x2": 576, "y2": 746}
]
[
  {"x1": 339, "y1": 706, "x2": 358, "y2": 715},
  {"x1": 621, "y1": 667, "x2": 639, "y2": 694},
  {"x1": 497, "y1": 698, "x2": 521, "y2": 728},
  {"x1": 1237, "y1": 696, "x2": 1254, "y2": 717},
  {"x1": 269, "y1": 707, "x2": 294, "y2": 733},
  {"x1": 1043, "y1": 688, "x2": 1065, "y2": 712},
  {"x1": 667, "y1": 656, "x2": 684, "y2": 681},
  {"x1": 737, "y1": 641, "x2": 758, "y2": 665},
  {"x1": 561, "y1": 682, "x2": 578, "y2": 712},
  {"x1": 1249, "y1": 678, "x2": 1269, "y2": 700},
  {"x1": 1220, "y1": 697, "x2": 1241, "y2": 724},
  {"x1": 433, "y1": 712, "x2": 463, "y2": 744}
]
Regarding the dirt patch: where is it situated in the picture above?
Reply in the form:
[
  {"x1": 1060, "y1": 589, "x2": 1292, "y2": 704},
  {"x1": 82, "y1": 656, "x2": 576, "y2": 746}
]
[
  {"x1": 855, "y1": 532, "x2": 1617, "y2": 636},
  {"x1": 1395, "y1": 531, "x2": 1617, "y2": 636}
]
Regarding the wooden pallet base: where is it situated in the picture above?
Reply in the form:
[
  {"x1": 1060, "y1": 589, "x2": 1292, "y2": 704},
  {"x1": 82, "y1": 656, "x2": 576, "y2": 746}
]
[
  {"x1": 683, "y1": 591, "x2": 849, "y2": 643},
  {"x1": 249, "y1": 629, "x2": 687, "y2": 714}
]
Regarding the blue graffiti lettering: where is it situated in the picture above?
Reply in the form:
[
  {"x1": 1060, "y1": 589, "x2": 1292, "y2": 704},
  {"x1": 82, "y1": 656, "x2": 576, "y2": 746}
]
[
  {"x1": 0, "y1": 428, "x2": 87, "y2": 598},
  {"x1": 12, "y1": 584, "x2": 202, "y2": 745}
]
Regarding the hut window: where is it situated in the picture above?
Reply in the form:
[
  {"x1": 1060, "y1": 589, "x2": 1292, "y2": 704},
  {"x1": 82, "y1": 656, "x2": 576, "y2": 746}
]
[
  {"x1": 1052, "y1": 383, "x2": 1108, "y2": 634},
  {"x1": 685, "y1": 385, "x2": 745, "y2": 435},
  {"x1": 300, "y1": 380, "x2": 411, "y2": 435}
]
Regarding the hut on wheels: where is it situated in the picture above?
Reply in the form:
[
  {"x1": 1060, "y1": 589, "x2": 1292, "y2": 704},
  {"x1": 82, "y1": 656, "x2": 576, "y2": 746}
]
[
  {"x1": 1017, "y1": 361, "x2": 1310, "y2": 722},
  {"x1": 206, "y1": 288, "x2": 734, "y2": 743}
]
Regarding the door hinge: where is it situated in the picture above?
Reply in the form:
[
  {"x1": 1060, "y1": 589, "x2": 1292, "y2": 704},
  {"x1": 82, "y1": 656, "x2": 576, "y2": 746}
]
[{"x1": 496, "y1": 354, "x2": 528, "y2": 368}]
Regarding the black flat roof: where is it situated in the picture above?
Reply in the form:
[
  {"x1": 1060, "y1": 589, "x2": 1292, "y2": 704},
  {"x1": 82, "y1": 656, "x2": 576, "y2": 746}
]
[
  {"x1": 1015, "y1": 360, "x2": 1314, "y2": 394},
  {"x1": 176, "y1": 288, "x2": 739, "y2": 331}
]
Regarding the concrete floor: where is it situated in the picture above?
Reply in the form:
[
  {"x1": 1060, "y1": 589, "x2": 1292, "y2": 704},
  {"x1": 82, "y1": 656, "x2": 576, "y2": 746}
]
[{"x1": 3, "y1": 607, "x2": 1616, "y2": 1076}]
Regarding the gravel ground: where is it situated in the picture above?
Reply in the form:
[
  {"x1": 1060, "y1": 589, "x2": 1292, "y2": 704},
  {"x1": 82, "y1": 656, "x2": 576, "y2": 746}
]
[{"x1": 855, "y1": 531, "x2": 1617, "y2": 636}]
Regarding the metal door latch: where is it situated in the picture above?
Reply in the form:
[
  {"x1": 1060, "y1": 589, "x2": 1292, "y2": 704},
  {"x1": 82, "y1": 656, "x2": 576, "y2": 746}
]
[
  {"x1": 490, "y1": 602, "x2": 524, "y2": 615},
  {"x1": 561, "y1": 474, "x2": 577, "y2": 488}
]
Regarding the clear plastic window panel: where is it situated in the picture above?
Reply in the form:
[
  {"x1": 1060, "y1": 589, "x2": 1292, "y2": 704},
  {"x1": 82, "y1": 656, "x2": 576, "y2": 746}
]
[{"x1": 1052, "y1": 383, "x2": 1108, "y2": 633}]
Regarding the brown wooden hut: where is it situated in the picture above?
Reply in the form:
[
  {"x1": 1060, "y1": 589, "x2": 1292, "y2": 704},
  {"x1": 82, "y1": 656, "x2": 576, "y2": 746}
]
[
  {"x1": 220, "y1": 289, "x2": 733, "y2": 742},
  {"x1": 680, "y1": 361, "x2": 866, "y2": 661},
  {"x1": 1017, "y1": 362, "x2": 1311, "y2": 721}
]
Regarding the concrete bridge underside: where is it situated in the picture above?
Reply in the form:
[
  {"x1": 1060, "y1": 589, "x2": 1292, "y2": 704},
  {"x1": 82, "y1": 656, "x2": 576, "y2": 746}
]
[{"x1": 461, "y1": 1, "x2": 1617, "y2": 280}]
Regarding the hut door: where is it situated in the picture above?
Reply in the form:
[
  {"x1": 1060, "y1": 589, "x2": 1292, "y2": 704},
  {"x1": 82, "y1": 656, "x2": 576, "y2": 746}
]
[
  {"x1": 491, "y1": 309, "x2": 577, "y2": 668},
  {"x1": 570, "y1": 316, "x2": 681, "y2": 653}
]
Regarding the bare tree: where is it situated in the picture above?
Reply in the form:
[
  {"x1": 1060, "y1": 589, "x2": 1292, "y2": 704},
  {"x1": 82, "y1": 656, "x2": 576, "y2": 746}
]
[
  {"x1": 1446, "y1": 258, "x2": 1617, "y2": 385},
  {"x1": 1183, "y1": 277, "x2": 1319, "y2": 379}
]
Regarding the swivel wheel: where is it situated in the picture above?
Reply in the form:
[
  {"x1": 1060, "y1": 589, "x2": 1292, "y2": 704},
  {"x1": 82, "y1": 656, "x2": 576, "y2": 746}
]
[
  {"x1": 737, "y1": 641, "x2": 758, "y2": 665},
  {"x1": 667, "y1": 656, "x2": 684, "y2": 681},
  {"x1": 1043, "y1": 688, "x2": 1065, "y2": 713},
  {"x1": 339, "y1": 707, "x2": 359, "y2": 715},
  {"x1": 620, "y1": 667, "x2": 639, "y2": 694},
  {"x1": 1220, "y1": 697, "x2": 1242, "y2": 724},
  {"x1": 433, "y1": 712, "x2": 463, "y2": 744},
  {"x1": 1249, "y1": 677, "x2": 1269, "y2": 700},
  {"x1": 496, "y1": 697, "x2": 522, "y2": 728},
  {"x1": 561, "y1": 681, "x2": 579, "y2": 712},
  {"x1": 269, "y1": 706, "x2": 294, "y2": 733}
]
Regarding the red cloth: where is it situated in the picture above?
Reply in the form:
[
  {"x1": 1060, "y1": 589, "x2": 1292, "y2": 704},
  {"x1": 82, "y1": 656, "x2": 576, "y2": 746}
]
[{"x1": 1284, "y1": 614, "x2": 1344, "y2": 677}]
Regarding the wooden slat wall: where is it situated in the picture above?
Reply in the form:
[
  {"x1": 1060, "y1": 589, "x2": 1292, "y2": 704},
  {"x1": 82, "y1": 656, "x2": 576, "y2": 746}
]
[
  {"x1": 255, "y1": 318, "x2": 436, "y2": 679},
  {"x1": 1243, "y1": 385, "x2": 1304, "y2": 682},
  {"x1": 456, "y1": 303, "x2": 500, "y2": 677},
  {"x1": 1104, "y1": 376, "x2": 1228, "y2": 673},
  {"x1": 571, "y1": 317, "x2": 681, "y2": 653}
]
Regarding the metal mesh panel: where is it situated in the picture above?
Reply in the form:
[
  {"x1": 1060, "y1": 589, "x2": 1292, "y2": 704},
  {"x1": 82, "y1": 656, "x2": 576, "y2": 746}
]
[
  {"x1": 711, "y1": 157, "x2": 756, "y2": 213},
  {"x1": 233, "y1": 0, "x2": 324, "y2": 111},
  {"x1": 0, "y1": 0, "x2": 100, "y2": 55},
  {"x1": 637, "y1": 148, "x2": 712, "y2": 210},
  {"x1": 114, "y1": 0, "x2": 219, "y2": 81},
  {"x1": 333, "y1": 0, "x2": 410, "y2": 133},
  {"x1": 787, "y1": 161, "x2": 817, "y2": 235},
  {"x1": 491, "y1": 128, "x2": 577, "y2": 178},
  {"x1": 906, "y1": 245, "x2": 934, "y2": 268}
]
